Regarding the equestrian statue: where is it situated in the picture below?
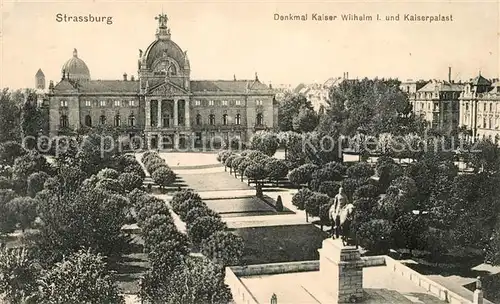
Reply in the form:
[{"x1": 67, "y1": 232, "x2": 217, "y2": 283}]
[{"x1": 328, "y1": 187, "x2": 357, "y2": 247}]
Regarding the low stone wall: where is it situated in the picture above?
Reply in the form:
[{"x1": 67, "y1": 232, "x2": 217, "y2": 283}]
[
  {"x1": 362, "y1": 256, "x2": 386, "y2": 267},
  {"x1": 230, "y1": 260, "x2": 320, "y2": 276},
  {"x1": 384, "y1": 256, "x2": 473, "y2": 304},
  {"x1": 225, "y1": 266, "x2": 259, "y2": 304}
]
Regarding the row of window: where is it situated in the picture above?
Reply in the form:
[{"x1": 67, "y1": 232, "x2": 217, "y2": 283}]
[
  {"x1": 60, "y1": 113, "x2": 265, "y2": 129},
  {"x1": 193, "y1": 100, "x2": 264, "y2": 107},
  {"x1": 60, "y1": 114, "x2": 137, "y2": 129},
  {"x1": 195, "y1": 113, "x2": 264, "y2": 126},
  {"x1": 60, "y1": 100, "x2": 137, "y2": 107}
]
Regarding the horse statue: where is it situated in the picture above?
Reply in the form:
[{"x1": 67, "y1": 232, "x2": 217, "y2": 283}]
[
  {"x1": 328, "y1": 187, "x2": 357, "y2": 247},
  {"x1": 329, "y1": 203, "x2": 356, "y2": 246}
]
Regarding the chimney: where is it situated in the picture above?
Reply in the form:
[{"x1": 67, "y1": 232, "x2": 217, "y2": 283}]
[
  {"x1": 346, "y1": 72, "x2": 349, "y2": 79},
  {"x1": 234, "y1": 74, "x2": 237, "y2": 81},
  {"x1": 343, "y1": 72, "x2": 346, "y2": 79},
  {"x1": 123, "y1": 73, "x2": 128, "y2": 81},
  {"x1": 131, "y1": 75, "x2": 135, "y2": 81},
  {"x1": 448, "y1": 67, "x2": 452, "y2": 83}
]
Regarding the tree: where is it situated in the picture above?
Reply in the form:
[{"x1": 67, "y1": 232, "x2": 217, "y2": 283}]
[
  {"x1": 188, "y1": 216, "x2": 227, "y2": 245},
  {"x1": 140, "y1": 256, "x2": 232, "y2": 304},
  {"x1": 27, "y1": 171, "x2": 49, "y2": 197},
  {"x1": 292, "y1": 107, "x2": 319, "y2": 133},
  {"x1": 33, "y1": 187, "x2": 129, "y2": 264},
  {"x1": 304, "y1": 192, "x2": 330, "y2": 221},
  {"x1": 170, "y1": 189, "x2": 202, "y2": 211},
  {"x1": 244, "y1": 163, "x2": 267, "y2": 187},
  {"x1": 95, "y1": 178, "x2": 124, "y2": 195},
  {"x1": 0, "y1": 189, "x2": 17, "y2": 235},
  {"x1": 0, "y1": 141, "x2": 26, "y2": 167},
  {"x1": 319, "y1": 202, "x2": 333, "y2": 230},
  {"x1": 341, "y1": 178, "x2": 368, "y2": 202},
  {"x1": 346, "y1": 162, "x2": 374, "y2": 179},
  {"x1": 291, "y1": 188, "x2": 313, "y2": 211},
  {"x1": 378, "y1": 176, "x2": 417, "y2": 220},
  {"x1": 0, "y1": 89, "x2": 22, "y2": 143},
  {"x1": 7, "y1": 197, "x2": 38, "y2": 232},
  {"x1": 468, "y1": 139, "x2": 500, "y2": 173},
  {"x1": 118, "y1": 172, "x2": 143, "y2": 193},
  {"x1": 201, "y1": 231, "x2": 244, "y2": 266},
  {"x1": 392, "y1": 213, "x2": 428, "y2": 254},
  {"x1": 376, "y1": 159, "x2": 403, "y2": 194},
  {"x1": 76, "y1": 133, "x2": 116, "y2": 176},
  {"x1": 278, "y1": 93, "x2": 314, "y2": 132},
  {"x1": 317, "y1": 181, "x2": 341, "y2": 198},
  {"x1": 250, "y1": 132, "x2": 280, "y2": 157},
  {"x1": 237, "y1": 158, "x2": 253, "y2": 182},
  {"x1": 97, "y1": 168, "x2": 120, "y2": 180},
  {"x1": 12, "y1": 151, "x2": 51, "y2": 186},
  {"x1": 353, "y1": 184, "x2": 379, "y2": 200},
  {"x1": 357, "y1": 219, "x2": 393, "y2": 254},
  {"x1": 264, "y1": 158, "x2": 288, "y2": 186},
  {"x1": 288, "y1": 163, "x2": 318, "y2": 187},
  {"x1": 152, "y1": 166, "x2": 176, "y2": 190},
  {"x1": 319, "y1": 78, "x2": 414, "y2": 137},
  {"x1": 37, "y1": 249, "x2": 124, "y2": 304},
  {"x1": 20, "y1": 91, "x2": 43, "y2": 150},
  {"x1": 174, "y1": 198, "x2": 207, "y2": 222},
  {"x1": 225, "y1": 154, "x2": 238, "y2": 174},
  {"x1": 0, "y1": 247, "x2": 40, "y2": 304},
  {"x1": 185, "y1": 207, "x2": 220, "y2": 225}
]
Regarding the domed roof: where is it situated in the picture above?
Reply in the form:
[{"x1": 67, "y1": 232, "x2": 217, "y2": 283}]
[
  {"x1": 144, "y1": 39, "x2": 186, "y2": 69},
  {"x1": 142, "y1": 14, "x2": 189, "y2": 71},
  {"x1": 62, "y1": 49, "x2": 90, "y2": 81}
]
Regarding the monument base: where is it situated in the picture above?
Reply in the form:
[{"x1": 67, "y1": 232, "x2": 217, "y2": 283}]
[{"x1": 318, "y1": 238, "x2": 364, "y2": 303}]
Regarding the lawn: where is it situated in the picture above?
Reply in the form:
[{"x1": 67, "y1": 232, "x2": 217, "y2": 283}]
[
  {"x1": 175, "y1": 171, "x2": 252, "y2": 192},
  {"x1": 233, "y1": 224, "x2": 328, "y2": 265},
  {"x1": 204, "y1": 195, "x2": 294, "y2": 217}
]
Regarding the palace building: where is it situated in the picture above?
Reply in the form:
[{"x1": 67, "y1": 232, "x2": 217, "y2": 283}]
[{"x1": 44, "y1": 13, "x2": 278, "y2": 149}]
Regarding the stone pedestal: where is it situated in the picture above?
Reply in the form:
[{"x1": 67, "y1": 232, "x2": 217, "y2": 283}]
[
  {"x1": 319, "y1": 238, "x2": 364, "y2": 303},
  {"x1": 473, "y1": 289, "x2": 483, "y2": 304}
]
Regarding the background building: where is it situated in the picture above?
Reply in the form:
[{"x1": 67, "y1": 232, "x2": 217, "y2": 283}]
[{"x1": 45, "y1": 13, "x2": 277, "y2": 149}]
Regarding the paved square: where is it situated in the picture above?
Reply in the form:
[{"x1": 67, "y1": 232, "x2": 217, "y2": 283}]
[{"x1": 204, "y1": 197, "x2": 276, "y2": 217}]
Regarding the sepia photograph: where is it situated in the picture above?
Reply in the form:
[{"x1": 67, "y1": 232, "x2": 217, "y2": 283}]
[{"x1": 0, "y1": 0, "x2": 499, "y2": 303}]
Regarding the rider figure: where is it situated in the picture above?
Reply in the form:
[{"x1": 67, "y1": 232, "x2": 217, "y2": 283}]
[{"x1": 332, "y1": 187, "x2": 349, "y2": 239}]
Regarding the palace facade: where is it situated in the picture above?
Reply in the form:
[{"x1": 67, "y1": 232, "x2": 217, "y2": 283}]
[{"x1": 43, "y1": 14, "x2": 278, "y2": 149}]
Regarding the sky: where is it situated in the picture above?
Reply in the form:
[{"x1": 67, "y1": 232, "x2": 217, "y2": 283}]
[{"x1": 1, "y1": 0, "x2": 499, "y2": 89}]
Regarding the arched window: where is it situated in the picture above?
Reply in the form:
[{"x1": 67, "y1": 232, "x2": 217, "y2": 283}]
[
  {"x1": 222, "y1": 114, "x2": 228, "y2": 125},
  {"x1": 196, "y1": 114, "x2": 202, "y2": 125},
  {"x1": 100, "y1": 115, "x2": 107, "y2": 125},
  {"x1": 128, "y1": 114, "x2": 136, "y2": 127},
  {"x1": 483, "y1": 117, "x2": 487, "y2": 128},
  {"x1": 168, "y1": 65, "x2": 177, "y2": 76},
  {"x1": 60, "y1": 115, "x2": 69, "y2": 128},
  {"x1": 235, "y1": 114, "x2": 241, "y2": 125},
  {"x1": 114, "y1": 114, "x2": 121, "y2": 127},
  {"x1": 85, "y1": 115, "x2": 92, "y2": 127},
  {"x1": 209, "y1": 114, "x2": 215, "y2": 125},
  {"x1": 256, "y1": 113, "x2": 264, "y2": 125}
]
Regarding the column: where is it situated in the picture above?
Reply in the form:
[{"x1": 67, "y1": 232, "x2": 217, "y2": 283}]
[
  {"x1": 174, "y1": 99, "x2": 179, "y2": 126},
  {"x1": 185, "y1": 99, "x2": 190, "y2": 128},
  {"x1": 146, "y1": 133, "x2": 152, "y2": 150},
  {"x1": 157, "y1": 100, "x2": 162, "y2": 128},
  {"x1": 145, "y1": 99, "x2": 151, "y2": 130},
  {"x1": 174, "y1": 133, "x2": 179, "y2": 149}
]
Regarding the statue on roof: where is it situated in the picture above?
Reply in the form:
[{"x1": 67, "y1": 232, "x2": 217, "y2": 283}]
[{"x1": 155, "y1": 13, "x2": 168, "y2": 27}]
